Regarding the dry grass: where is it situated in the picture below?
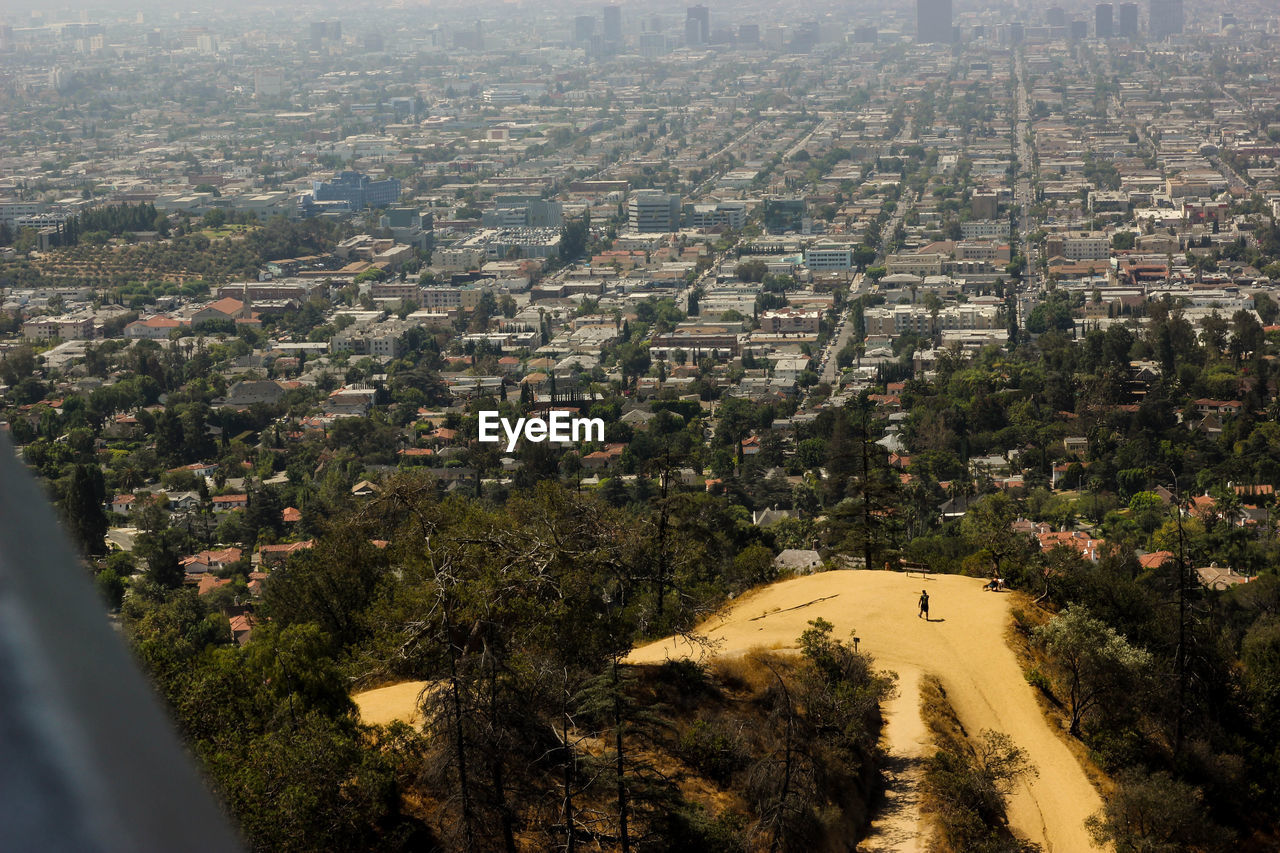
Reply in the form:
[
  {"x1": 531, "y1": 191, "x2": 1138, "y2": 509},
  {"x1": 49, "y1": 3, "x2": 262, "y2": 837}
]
[{"x1": 919, "y1": 673, "x2": 969, "y2": 757}]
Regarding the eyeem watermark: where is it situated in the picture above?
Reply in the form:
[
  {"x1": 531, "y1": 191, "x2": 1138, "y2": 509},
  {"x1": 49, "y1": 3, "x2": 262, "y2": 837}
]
[{"x1": 478, "y1": 410, "x2": 605, "y2": 452}]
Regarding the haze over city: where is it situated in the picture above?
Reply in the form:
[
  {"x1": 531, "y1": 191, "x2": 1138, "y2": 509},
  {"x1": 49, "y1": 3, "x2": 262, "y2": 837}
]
[{"x1": 2, "y1": 0, "x2": 1280, "y2": 850}]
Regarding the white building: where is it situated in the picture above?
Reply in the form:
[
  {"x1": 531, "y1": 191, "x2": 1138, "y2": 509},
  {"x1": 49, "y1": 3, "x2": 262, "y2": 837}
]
[
  {"x1": 629, "y1": 190, "x2": 681, "y2": 233},
  {"x1": 804, "y1": 243, "x2": 854, "y2": 271},
  {"x1": 960, "y1": 219, "x2": 1010, "y2": 239}
]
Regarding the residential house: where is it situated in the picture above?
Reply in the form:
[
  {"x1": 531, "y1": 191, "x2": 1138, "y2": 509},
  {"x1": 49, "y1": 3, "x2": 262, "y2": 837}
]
[
  {"x1": 212, "y1": 494, "x2": 249, "y2": 512},
  {"x1": 258, "y1": 540, "x2": 314, "y2": 567},
  {"x1": 124, "y1": 315, "x2": 186, "y2": 339},
  {"x1": 774, "y1": 549, "x2": 823, "y2": 575},
  {"x1": 110, "y1": 494, "x2": 135, "y2": 516},
  {"x1": 181, "y1": 547, "x2": 243, "y2": 575}
]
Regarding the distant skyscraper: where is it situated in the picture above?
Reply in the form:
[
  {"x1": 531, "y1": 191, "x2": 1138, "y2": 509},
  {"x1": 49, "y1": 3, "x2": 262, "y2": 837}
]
[
  {"x1": 309, "y1": 20, "x2": 340, "y2": 50},
  {"x1": 574, "y1": 15, "x2": 596, "y2": 43},
  {"x1": 1096, "y1": 3, "x2": 1114, "y2": 37},
  {"x1": 852, "y1": 25, "x2": 878, "y2": 43},
  {"x1": 738, "y1": 23, "x2": 760, "y2": 44},
  {"x1": 916, "y1": 0, "x2": 953, "y2": 43},
  {"x1": 1118, "y1": 2, "x2": 1139, "y2": 36},
  {"x1": 684, "y1": 17, "x2": 703, "y2": 46},
  {"x1": 1070, "y1": 19, "x2": 1088, "y2": 39},
  {"x1": 1046, "y1": 6, "x2": 1067, "y2": 27},
  {"x1": 686, "y1": 5, "x2": 710, "y2": 45},
  {"x1": 602, "y1": 6, "x2": 623, "y2": 43},
  {"x1": 1149, "y1": 0, "x2": 1184, "y2": 37}
]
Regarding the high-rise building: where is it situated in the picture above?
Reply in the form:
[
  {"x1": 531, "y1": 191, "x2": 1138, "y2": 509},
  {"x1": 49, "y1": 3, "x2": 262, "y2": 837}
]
[
  {"x1": 1118, "y1": 2, "x2": 1139, "y2": 36},
  {"x1": 1149, "y1": 0, "x2": 1184, "y2": 38},
  {"x1": 852, "y1": 25, "x2": 878, "y2": 43},
  {"x1": 790, "y1": 20, "x2": 820, "y2": 52},
  {"x1": 1096, "y1": 3, "x2": 1114, "y2": 37},
  {"x1": 686, "y1": 5, "x2": 709, "y2": 45},
  {"x1": 738, "y1": 23, "x2": 760, "y2": 44},
  {"x1": 1046, "y1": 6, "x2": 1067, "y2": 27},
  {"x1": 573, "y1": 15, "x2": 596, "y2": 43},
  {"x1": 1070, "y1": 20, "x2": 1088, "y2": 39},
  {"x1": 684, "y1": 17, "x2": 703, "y2": 47},
  {"x1": 629, "y1": 191, "x2": 681, "y2": 232},
  {"x1": 308, "y1": 20, "x2": 341, "y2": 50},
  {"x1": 916, "y1": 0, "x2": 953, "y2": 43},
  {"x1": 603, "y1": 6, "x2": 622, "y2": 43}
]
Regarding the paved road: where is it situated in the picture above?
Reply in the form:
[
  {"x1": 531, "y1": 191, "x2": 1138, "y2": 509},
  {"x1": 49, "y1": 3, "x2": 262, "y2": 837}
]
[{"x1": 819, "y1": 289, "x2": 859, "y2": 384}]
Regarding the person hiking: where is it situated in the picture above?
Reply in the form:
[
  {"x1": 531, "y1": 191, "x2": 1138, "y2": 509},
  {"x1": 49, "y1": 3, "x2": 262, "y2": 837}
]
[{"x1": 918, "y1": 589, "x2": 930, "y2": 620}]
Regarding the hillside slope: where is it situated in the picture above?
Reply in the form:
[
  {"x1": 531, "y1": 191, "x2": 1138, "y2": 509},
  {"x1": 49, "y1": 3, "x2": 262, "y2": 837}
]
[{"x1": 630, "y1": 570, "x2": 1105, "y2": 852}]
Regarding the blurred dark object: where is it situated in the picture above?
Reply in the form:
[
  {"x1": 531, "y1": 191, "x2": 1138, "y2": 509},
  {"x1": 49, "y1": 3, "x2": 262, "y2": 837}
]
[{"x1": 0, "y1": 433, "x2": 241, "y2": 852}]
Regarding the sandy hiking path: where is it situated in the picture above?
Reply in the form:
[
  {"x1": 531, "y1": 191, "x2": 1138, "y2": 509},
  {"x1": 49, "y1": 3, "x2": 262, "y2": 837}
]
[
  {"x1": 352, "y1": 680, "x2": 433, "y2": 727},
  {"x1": 859, "y1": 664, "x2": 928, "y2": 852},
  {"x1": 630, "y1": 570, "x2": 1105, "y2": 852}
]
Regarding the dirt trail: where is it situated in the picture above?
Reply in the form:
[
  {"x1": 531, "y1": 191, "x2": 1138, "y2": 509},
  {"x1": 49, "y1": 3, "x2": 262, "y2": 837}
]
[
  {"x1": 630, "y1": 570, "x2": 1105, "y2": 852},
  {"x1": 859, "y1": 665, "x2": 928, "y2": 852},
  {"x1": 352, "y1": 680, "x2": 433, "y2": 727}
]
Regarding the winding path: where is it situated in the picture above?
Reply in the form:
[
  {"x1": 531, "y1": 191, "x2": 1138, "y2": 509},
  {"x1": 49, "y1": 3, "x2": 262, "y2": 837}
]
[{"x1": 629, "y1": 570, "x2": 1105, "y2": 852}]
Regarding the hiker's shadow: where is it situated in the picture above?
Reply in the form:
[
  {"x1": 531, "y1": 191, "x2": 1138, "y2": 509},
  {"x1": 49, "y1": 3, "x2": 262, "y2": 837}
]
[{"x1": 925, "y1": 617, "x2": 946, "y2": 623}]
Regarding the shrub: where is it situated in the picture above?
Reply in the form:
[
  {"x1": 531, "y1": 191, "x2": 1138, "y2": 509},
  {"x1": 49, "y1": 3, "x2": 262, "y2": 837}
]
[
  {"x1": 677, "y1": 718, "x2": 748, "y2": 783},
  {"x1": 1086, "y1": 768, "x2": 1231, "y2": 852},
  {"x1": 1024, "y1": 666, "x2": 1055, "y2": 700}
]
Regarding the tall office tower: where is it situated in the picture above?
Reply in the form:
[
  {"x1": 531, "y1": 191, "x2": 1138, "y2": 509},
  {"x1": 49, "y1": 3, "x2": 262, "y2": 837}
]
[
  {"x1": 1219, "y1": 12, "x2": 1236, "y2": 31},
  {"x1": 684, "y1": 17, "x2": 703, "y2": 46},
  {"x1": 790, "y1": 20, "x2": 820, "y2": 51},
  {"x1": 603, "y1": 6, "x2": 622, "y2": 43},
  {"x1": 916, "y1": 0, "x2": 953, "y2": 43},
  {"x1": 1149, "y1": 0, "x2": 1184, "y2": 37},
  {"x1": 1009, "y1": 21, "x2": 1025, "y2": 44},
  {"x1": 1070, "y1": 19, "x2": 1088, "y2": 39},
  {"x1": 686, "y1": 5, "x2": 710, "y2": 45},
  {"x1": 309, "y1": 19, "x2": 341, "y2": 49},
  {"x1": 1118, "y1": 2, "x2": 1139, "y2": 36},
  {"x1": 1046, "y1": 6, "x2": 1067, "y2": 27},
  {"x1": 1096, "y1": 3, "x2": 1114, "y2": 37},
  {"x1": 573, "y1": 15, "x2": 596, "y2": 43},
  {"x1": 738, "y1": 23, "x2": 760, "y2": 44},
  {"x1": 629, "y1": 191, "x2": 681, "y2": 232}
]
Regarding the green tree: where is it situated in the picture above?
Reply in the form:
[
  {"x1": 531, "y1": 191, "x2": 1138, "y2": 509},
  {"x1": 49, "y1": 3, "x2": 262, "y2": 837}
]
[
  {"x1": 58, "y1": 463, "x2": 108, "y2": 556},
  {"x1": 1086, "y1": 769, "x2": 1228, "y2": 852},
  {"x1": 1035, "y1": 605, "x2": 1153, "y2": 737}
]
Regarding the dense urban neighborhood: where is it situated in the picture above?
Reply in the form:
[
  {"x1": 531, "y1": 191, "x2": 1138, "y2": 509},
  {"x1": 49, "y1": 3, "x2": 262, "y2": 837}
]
[{"x1": 7, "y1": 0, "x2": 1280, "y2": 850}]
